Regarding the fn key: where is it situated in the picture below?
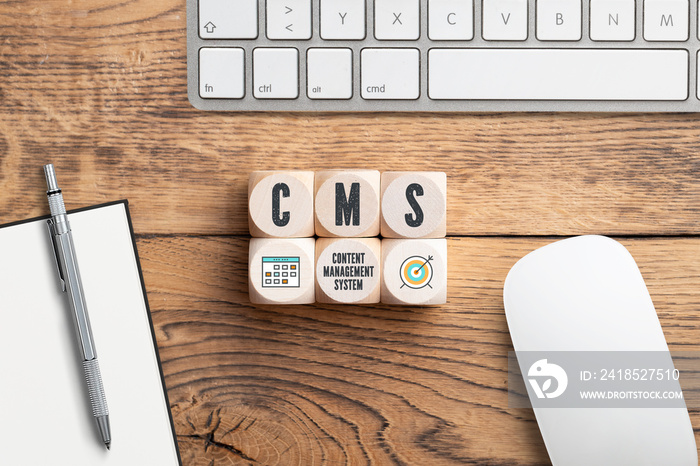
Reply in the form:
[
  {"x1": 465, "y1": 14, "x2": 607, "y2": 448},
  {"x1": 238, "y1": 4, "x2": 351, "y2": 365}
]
[{"x1": 199, "y1": 48, "x2": 245, "y2": 99}]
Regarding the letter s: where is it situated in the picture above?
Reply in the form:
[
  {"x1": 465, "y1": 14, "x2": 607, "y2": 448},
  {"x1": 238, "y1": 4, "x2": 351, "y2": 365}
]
[{"x1": 405, "y1": 183, "x2": 424, "y2": 227}]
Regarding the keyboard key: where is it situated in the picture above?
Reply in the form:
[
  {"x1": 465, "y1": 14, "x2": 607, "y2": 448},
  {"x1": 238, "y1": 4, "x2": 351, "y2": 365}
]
[
  {"x1": 320, "y1": 0, "x2": 366, "y2": 40},
  {"x1": 199, "y1": 48, "x2": 245, "y2": 99},
  {"x1": 428, "y1": 0, "x2": 474, "y2": 40},
  {"x1": 253, "y1": 48, "x2": 299, "y2": 99},
  {"x1": 267, "y1": 0, "x2": 312, "y2": 40},
  {"x1": 537, "y1": 0, "x2": 581, "y2": 41},
  {"x1": 361, "y1": 49, "x2": 420, "y2": 99},
  {"x1": 644, "y1": 0, "x2": 689, "y2": 42},
  {"x1": 483, "y1": 0, "x2": 528, "y2": 41},
  {"x1": 307, "y1": 48, "x2": 353, "y2": 99},
  {"x1": 428, "y1": 49, "x2": 688, "y2": 100},
  {"x1": 590, "y1": 0, "x2": 635, "y2": 41},
  {"x1": 198, "y1": 0, "x2": 258, "y2": 39},
  {"x1": 374, "y1": 0, "x2": 420, "y2": 40}
]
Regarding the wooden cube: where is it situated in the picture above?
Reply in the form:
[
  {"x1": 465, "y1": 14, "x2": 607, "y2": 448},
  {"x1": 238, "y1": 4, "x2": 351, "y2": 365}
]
[
  {"x1": 315, "y1": 237, "x2": 381, "y2": 304},
  {"x1": 315, "y1": 170, "x2": 380, "y2": 237},
  {"x1": 381, "y1": 172, "x2": 446, "y2": 238},
  {"x1": 249, "y1": 238, "x2": 315, "y2": 304},
  {"x1": 249, "y1": 171, "x2": 315, "y2": 238},
  {"x1": 381, "y1": 239, "x2": 447, "y2": 305}
]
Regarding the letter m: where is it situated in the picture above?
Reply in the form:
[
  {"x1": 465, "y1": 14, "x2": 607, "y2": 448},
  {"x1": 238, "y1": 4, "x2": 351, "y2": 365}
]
[
  {"x1": 660, "y1": 14, "x2": 673, "y2": 27},
  {"x1": 335, "y1": 182, "x2": 360, "y2": 226}
]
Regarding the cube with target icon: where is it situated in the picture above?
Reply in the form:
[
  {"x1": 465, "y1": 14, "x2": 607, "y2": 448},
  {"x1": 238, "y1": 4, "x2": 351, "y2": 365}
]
[{"x1": 381, "y1": 239, "x2": 447, "y2": 305}]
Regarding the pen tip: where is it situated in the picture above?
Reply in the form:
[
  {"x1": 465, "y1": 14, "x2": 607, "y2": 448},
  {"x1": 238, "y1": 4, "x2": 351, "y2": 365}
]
[{"x1": 106, "y1": 442, "x2": 111, "y2": 450}]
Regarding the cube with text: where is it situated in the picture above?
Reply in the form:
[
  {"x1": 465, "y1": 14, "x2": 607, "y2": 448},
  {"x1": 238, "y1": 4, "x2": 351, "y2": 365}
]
[
  {"x1": 381, "y1": 171, "x2": 446, "y2": 239},
  {"x1": 248, "y1": 171, "x2": 315, "y2": 238},
  {"x1": 314, "y1": 170, "x2": 381, "y2": 237},
  {"x1": 315, "y1": 237, "x2": 381, "y2": 304}
]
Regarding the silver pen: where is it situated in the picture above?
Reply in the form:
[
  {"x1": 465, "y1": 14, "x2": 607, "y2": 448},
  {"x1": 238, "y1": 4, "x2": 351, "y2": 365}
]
[{"x1": 44, "y1": 164, "x2": 111, "y2": 450}]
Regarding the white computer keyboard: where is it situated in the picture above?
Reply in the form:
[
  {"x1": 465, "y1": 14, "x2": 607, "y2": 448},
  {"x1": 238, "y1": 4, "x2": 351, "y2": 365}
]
[{"x1": 187, "y1": 0, "x2": 700, "y2": 112}]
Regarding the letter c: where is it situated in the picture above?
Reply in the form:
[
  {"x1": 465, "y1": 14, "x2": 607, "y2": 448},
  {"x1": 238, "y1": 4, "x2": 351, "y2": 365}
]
[
  {"x1": 447, "y1": 12, "x2": 456, "y2": 25},
  {"x1": 272, "y1": 183, "x2": 290, "y2": 227}
]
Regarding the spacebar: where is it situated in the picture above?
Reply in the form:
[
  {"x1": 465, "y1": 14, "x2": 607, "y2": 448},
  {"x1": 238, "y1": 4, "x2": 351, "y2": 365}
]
[{"x1": 428, "y1": 49, "x2": 688, "y2": 101}]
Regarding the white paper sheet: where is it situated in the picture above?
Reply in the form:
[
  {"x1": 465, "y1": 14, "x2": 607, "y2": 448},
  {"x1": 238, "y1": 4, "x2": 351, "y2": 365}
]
[{"x1": 0, "y1": 202, "x2": 180, "y2": 465}]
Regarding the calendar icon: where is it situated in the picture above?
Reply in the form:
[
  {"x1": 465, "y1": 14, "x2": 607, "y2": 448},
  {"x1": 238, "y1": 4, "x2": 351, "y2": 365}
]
[{"x1": 262, "y1": 257, "x2": 300, "y2": 288}]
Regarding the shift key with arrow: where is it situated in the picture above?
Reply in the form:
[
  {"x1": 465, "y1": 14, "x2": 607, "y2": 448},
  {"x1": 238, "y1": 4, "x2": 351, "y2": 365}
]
[
  {"x1": 267, "y1": 0, "x2": 312, "y2": 39},
  {"x1": 203, "y1": 21, "x2": 216, "y2": 34},
  {"x1": 198, "y1": 0, "x2": 258, "y2": 39}
]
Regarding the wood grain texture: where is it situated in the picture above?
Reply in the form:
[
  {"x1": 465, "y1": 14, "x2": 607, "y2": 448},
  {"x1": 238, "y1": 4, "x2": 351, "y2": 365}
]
[
  {"x1": 142, "y1": 237, "x2": 700, "y2": 465},
  {"x1": 0, "y1": 0, "x2": 698, "y2": 464}
]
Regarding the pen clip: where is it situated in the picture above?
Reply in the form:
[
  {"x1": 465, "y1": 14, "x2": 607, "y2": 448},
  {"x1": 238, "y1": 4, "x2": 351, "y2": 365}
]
[{"x1": 47, "y1": 219, "x2": 66, "y2": 293}]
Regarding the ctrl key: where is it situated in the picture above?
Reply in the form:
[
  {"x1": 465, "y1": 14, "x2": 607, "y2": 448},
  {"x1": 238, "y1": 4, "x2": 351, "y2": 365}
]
[
  {"x1": 199, "y1": 48, "x2": 245, "y2": 99},
  {"x1": 254, "y1": 48, "x2": 299, "y2": 99}
]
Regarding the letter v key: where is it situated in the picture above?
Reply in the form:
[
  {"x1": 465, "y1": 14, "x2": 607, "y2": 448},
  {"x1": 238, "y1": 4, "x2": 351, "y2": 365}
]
[{"x1": 483, "y1": 0, "x2": 527, "y2": 41}]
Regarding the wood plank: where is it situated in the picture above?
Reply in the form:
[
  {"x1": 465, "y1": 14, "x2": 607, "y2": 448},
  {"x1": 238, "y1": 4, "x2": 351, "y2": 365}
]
[
  {"x1": 0, "y1": 1, "x2": 698, "y2": 235},
  {"x1": 139, "y1": 236, "x2": 700, "y2": 464}
]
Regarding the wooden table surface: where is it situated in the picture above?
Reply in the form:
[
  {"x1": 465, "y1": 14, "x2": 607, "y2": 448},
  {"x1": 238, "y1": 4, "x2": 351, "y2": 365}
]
[{"x1": 1, "y1": 1, "x2": 699, "y2": 464}]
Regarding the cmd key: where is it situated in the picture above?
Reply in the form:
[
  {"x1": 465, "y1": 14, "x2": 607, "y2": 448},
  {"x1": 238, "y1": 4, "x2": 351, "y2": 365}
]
[{"x1": 361, "y1": 49, "x2": 420, "y2": 100}]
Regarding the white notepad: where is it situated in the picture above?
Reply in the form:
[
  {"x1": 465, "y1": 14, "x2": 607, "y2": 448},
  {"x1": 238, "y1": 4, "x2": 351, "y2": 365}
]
[{"x1": 0, "y1": 202, "x2": 180, "y2": 465}]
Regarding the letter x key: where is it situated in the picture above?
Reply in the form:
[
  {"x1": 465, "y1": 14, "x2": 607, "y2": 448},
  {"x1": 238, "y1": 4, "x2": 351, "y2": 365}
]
[{"x1": 375, "y1": 0, "x2": 419, "y2": 40}]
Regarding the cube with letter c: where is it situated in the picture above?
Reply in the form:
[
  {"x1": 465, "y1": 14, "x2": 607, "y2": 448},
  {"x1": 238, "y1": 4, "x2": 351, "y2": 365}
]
[{"x1": 248, "y1": 171, "x2": 315, "y2": 238}]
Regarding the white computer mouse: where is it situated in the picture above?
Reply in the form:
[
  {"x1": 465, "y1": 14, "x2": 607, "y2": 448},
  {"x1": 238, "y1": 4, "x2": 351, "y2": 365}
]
[{"x1": 503, "y1": 235, "x2": 697, "y2": 465}]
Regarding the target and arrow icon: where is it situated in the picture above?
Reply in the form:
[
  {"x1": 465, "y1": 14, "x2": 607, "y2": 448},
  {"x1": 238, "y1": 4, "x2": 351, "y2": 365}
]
[{"x1": 400, "y1": 255, "x2": 434, "y2": 289}]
